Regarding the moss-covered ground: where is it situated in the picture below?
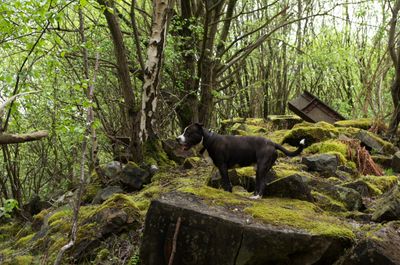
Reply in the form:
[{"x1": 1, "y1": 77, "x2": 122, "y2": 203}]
[{"x1": 1, "y1": 117, "x2": 399, "y2": 264}]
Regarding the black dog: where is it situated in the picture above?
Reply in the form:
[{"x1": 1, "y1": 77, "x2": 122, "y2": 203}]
[{"x1": 176, "y1": 123, "x2": 305, "y2": 199}]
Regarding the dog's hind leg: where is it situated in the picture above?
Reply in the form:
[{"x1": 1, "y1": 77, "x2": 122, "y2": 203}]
[
  {"x1": 217, "y1": 164, "x2": 232, "y2": 192},
  {"x1": 252, "y1": 152, "x2": 277, "y2": 199}
]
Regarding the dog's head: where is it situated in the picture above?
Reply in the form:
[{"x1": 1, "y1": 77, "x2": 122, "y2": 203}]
[{"x1": 176, "y1": 123, "x2": 204, "y2": 150}]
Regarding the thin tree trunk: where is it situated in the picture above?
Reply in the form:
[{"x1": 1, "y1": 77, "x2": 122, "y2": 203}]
[
  {"x1": 388, "y1": 0, "x2": 400, "y2": 136},
  {"x1": 97, "y1": 0, "x2": 142, "y2": 161},
  {"x1": 140, "y1": 0, "x2": 174, "y2": 141}
]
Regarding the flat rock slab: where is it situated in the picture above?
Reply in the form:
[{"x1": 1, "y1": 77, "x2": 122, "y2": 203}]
[{"x1": 140, "y1": 192, "x2": 351, "y2": 265}]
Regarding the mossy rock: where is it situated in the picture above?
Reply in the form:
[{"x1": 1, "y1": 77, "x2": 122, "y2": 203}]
[
  {"x1": 229, "y1": 123, "x2": 268, "y2": 136},
  {"x1": 306, "y1": 139, "x2": 348, "y2": 157},
  {"x1": 356, "y1": 130, "x2": 396, "y2": 155},
  {"x1": 220, "y1": 118, "x2": 268, "y2": 133},
  {"x1": 361, "y1": 175, "x2": 398, "y2": 194},
  {"x1": 311, "y1": 191, "x2": 347, "y2": 212},
  {"x1": 371, "y1": 184, "x2": 400, "y2": 222},
  {"x1": 183, "y1": 157, "x2": 201, "y2": 169},
  {"x1": 267, "y1": 114, "x2": 303, "y2": 129},
  {"x1": 282, "y1": 121, "x2": 339, "y2": 146},
  {"x1": 308, "y1": 178, "x2": 363, "y2": 211},
  {"x1": 334, "y1": 118, "x2": 373, "y2": 130},
  {"x1": 143, "y1": 139, "x2": 176, "y2": 167}
]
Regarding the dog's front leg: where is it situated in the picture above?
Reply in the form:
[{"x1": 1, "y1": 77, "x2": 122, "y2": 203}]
[{"x1": 218, "y1": 164, "x2": 232, "y2": 192}]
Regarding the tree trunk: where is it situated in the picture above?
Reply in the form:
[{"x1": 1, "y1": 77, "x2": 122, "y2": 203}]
[
  {"x1": 0, "y1": 131, "x2": 48, "y2": 144},
  {"x1": 388, "y1": 0, "x2": 400, "y2": 137},
  {"x1": 140, "y1": 0, "x2": 174, "y2": 142},
  {"x1": 97, "y1": 0, "x2": 142, "y2": 161}
]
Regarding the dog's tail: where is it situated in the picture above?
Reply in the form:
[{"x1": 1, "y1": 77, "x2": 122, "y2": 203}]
[{"x1": 274, "y1": 139, "x2": 305, "y2": 157}]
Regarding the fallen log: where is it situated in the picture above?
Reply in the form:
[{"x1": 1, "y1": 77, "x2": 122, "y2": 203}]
[{"x1": 0, "y1": 130, "x2": 48, "y2": 144}]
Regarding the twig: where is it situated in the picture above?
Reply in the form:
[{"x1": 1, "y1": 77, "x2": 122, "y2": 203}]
[{"x1": 168, "y1": 217, "x2": 182, "y2": 265}]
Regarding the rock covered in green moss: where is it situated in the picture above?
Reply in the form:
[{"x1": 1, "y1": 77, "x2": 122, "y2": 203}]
[
  {"x1": 141, "y1": 191, "x2": 353, "y2": 265},
  {"x1": 302, "y1": 153, "x2": 339, "y2": 173},
  {"x1": 220, "y1": 117, "x2": 268, "y2": 134},
  {"x1": 334, "y1": 118, "x2": 373, "y2": 130},
  {"x1": 337, "y1": 221, "x2": 400, "y2": 265},
  {"x1": 119, "y1": 162, "x2": 151, "y2": 191},
  {"x1": 92, "y1": 185, "x2": 123, "y2": 204},
  {"x1": 391, "y1": 151, "x2": 400, "y2": 172},
  {"x1": 282, "y1": 121, "x2": 339, "y2": 146},
  {"x1": 371, "y1": 184, "x2": 400, "y2": 222},
  {"x1": 267, "y1": 114, "x2": 303, "y2": 129},
  {"x1": 264, "y1": 174, "x2": 314, "y2": 202},
  {"x1": 308, "y1": 178, "x2": 363, "y2": 211},
  {"x1": 356, "y1": 130, "x2": 396, "y2": 155},
  {"x1": 182, "y1": 157, "x2": 201, "y2": 169}
]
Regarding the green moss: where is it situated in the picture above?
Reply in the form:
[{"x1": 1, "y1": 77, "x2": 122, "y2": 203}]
[
  {"x1": 273, "y1": 162, "x2": 312, "y2": 179},
  {"x1": 14, "y1": 255, "x2": 34, "y2": 265},
  {"x1": 306, "y1": 139, "x2": 348, "y2": 157},
  {"x1": 33, "y1": 208, "x2": 50, "y2": 223},
  {"x1": 143, "y1": 139, "x2": 176, "y2": 167},
  {"x1": 361, "y1": 175, "x2": 398, "y2": 194},
  {"x1": 244, "y1": 198, "x2": 354, "y2": 239},
  {"x1": 282, "y1": 121, "x2": 339, "y2": 146},
  {"x1": 235, "y1": 167, "x2": 256, "y2": 177},
  {"x1": 267, "y1": 129, "x2": 289, "y2": 144},
  {"x1": 48, "y1": 208, "x2": 72, "y2": 227},
  {"x1": 15, "y1": 234, "x2": 34, "y2": 247},
  {"x1": 95, "y1": 248, "x2": 110, "y2": 262},
  {"x1": 311, "y1": 191, "x2": 347, "y2": 212},
  {"x1": 361, "y1": 130, "x2": 396, "y2": 154},
  {"x1": 179, "y1": 185, "x2": 246, "y2": 206},
  {"x1": 95, "y1": 193, "x2": 141, "y2": 220},
  {"x1": 334, "y1": 118, "x2": 373, "y2": 129}
]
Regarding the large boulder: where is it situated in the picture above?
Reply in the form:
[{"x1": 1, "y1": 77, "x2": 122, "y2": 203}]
[
  {"x1": 140, "y1": 192, "x2": 352, "y2": 265},
  {"x1": 267, "y1": 114, "x2": 303, "y2": 130},
  {"x1": 282, "y1": 121, "x2": 339, "y2": 146},
  {"x1": 119, "y1": 162, "x2": 151, "y2": 191},
  {"x1": 372, "y1": 184, "x2": 400, "y2": 222},
  {"x1": 264, "y1": 174, "x2": 314, "y2": 202},
  {"x1": 391, "y1": 151, "x2": 400, "y2": 173},
  {"x1": 337, "y1": 222, "x2": 400, "y2": 265},
  {"x1": 355, "y1": 130, "x2": 396, "y2": 155},
  {"x1": 308, "y1": 179, "x2": 364, "y2": 211},
  {"x1": 302, "y1": 154, "x2": 339, "y2": 173},
  {"x1": 92, "y1": 186, "x2": 124, "y2": 204}
]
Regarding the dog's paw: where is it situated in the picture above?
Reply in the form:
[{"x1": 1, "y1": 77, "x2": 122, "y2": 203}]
[
  {"x1": 300, "y1": 138, "x2": 306, "y2": 145},
  {"x1": 249, "y1": 194, "x2": 262, "y2": 200}
]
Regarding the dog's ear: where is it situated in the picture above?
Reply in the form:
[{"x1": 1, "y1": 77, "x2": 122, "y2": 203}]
[{"x1": 195, "y1": 122, "x2": 203, "y2": 127}]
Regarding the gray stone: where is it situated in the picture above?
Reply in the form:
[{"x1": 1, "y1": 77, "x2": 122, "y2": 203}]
[
  {"x1": 372, "y1": 184, "x2": 400, "y2": 222},
  {"x1": 302, "y1": 154, "x2": 339, "y2": 173},
  {"x1": 391, "y1": 151, "x2": 400, "y2": 173},
  {"x1": 102, "y1": 161, "x2": 123, "y2": 178},
  {"x1": 265, "y1": 174, "x2": 314, "y2": 202},
  {"x1": 309, "y1": 179, "x2": 364, "y2": 211},
  {"x1": 92, "y1": 186, "x2": 124, "y2": 204},
  {"x1": 140, "y1": 192, "x2": 352, "y2": 265},
  {"x1": 337, "y1": 222, "x2": 400, "y2": 265},
  {"x1": 119, "y1": 163, "x2": 151, "y2": 191},
  {"x1": 356, "y1": 130, "x2": 395, "y2": 155}
]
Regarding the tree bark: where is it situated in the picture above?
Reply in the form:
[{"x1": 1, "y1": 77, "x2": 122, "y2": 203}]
[
  {"x1": 97, "y1": 0, "x2": 142, "y2": 160},
  {"x1": 0, "y1": 131, "x2": 48, "y2": 145},
  {"x1": 140, "y1": 0, "x2": 174, "y2": 141},
  {"x1": 388, "y1": 0, "x2": 400, "y2": 136}
]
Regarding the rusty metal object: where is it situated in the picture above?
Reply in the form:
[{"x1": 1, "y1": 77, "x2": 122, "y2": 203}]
[{"x1": 288, "y1": 91, "x2": 345, "y2": 124}]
